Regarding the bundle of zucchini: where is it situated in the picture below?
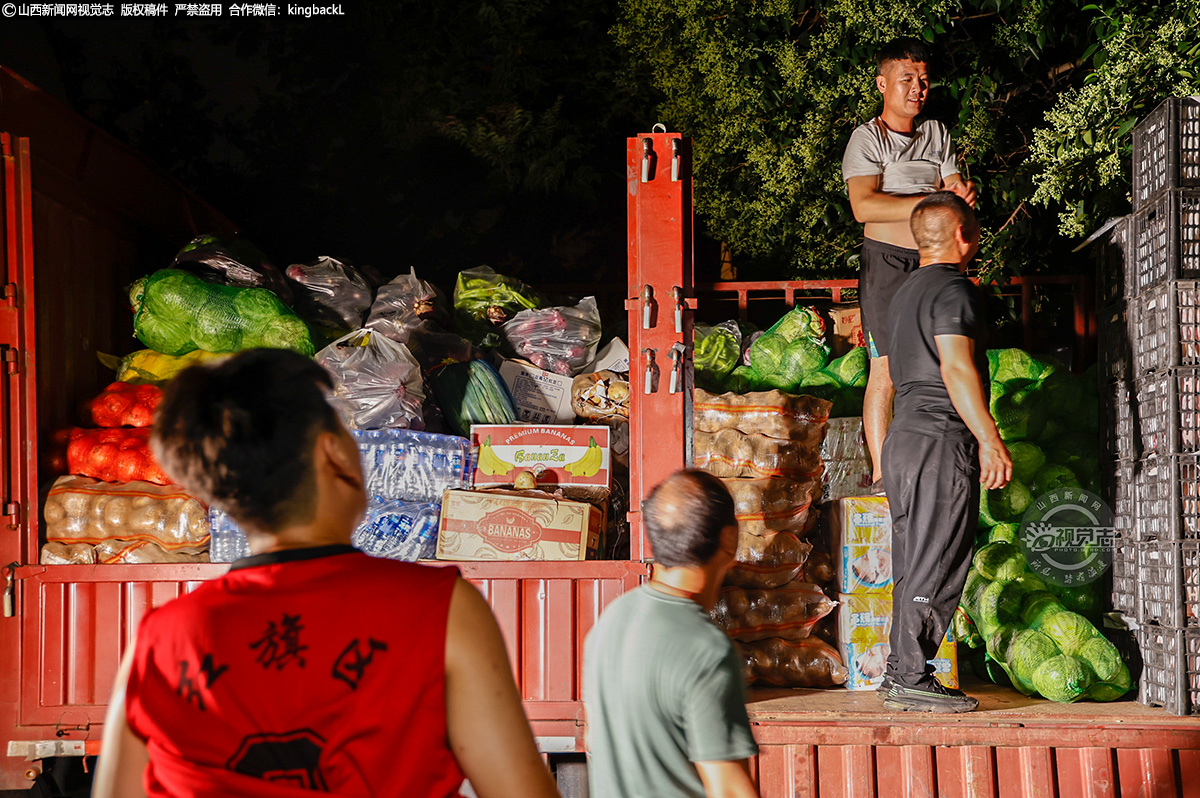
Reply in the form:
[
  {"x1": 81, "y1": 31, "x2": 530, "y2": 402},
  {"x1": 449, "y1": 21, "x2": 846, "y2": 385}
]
[{"x1": 428, "y1": 359, "x2": 518, "y2": 436}]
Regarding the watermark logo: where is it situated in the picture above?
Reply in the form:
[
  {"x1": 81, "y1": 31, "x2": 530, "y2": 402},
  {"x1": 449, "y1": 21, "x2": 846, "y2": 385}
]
[{"x1": 1017, "y1": 487, "x2": 1114, "y2": 587}]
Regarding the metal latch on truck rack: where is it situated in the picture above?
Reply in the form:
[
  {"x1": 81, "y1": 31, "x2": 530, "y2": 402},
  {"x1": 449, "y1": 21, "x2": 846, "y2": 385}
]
[
  {"x1": 3, "y1": 348, "x2": 17, "y2": 374},
  {"x1": 3, "y1": 562, "x2": 16, "y2": 618},
  {"x1": 667, "y1": 343, "x2": 686, "y2": 394}
]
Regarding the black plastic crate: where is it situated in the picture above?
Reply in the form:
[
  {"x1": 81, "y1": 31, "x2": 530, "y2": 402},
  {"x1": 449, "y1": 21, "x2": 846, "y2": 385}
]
[
  {"x1": 1096, "y1": 217, "x2": 1132, "y2": 308},
  {"x1": 1133, "y1": 454, "x2": 1200, "y2": 541},
  {"x1": 1133, "y1": 97, "x2": 1200, "y2": 209},
  {"x1": 1136, "y1": 540, "x2": 1200, "y2": 628},
  {"x1": 1131, "y1": 281, "x2": 1200, "y2": 376},
  {"x1": 1137, "y1": 624, "x2": 1200, "y2": 715},
  {"x1": 1132, "y1": 190, "x2": 1200, "y2": 295},
  {"x1": 1110, "y1": 534, "x2": 1137, "y2": 616},
  {"x1": 1099, "y1": 456, "x2": 1135, "y2": 534},
  {"x1": 1098, "y1": 303, "x2": 1133, "y2": 382},
  {"x1": 1100, "y1": 380, "x2": 1136, "y2": 461},
  {"x1": 1132, "y1": 368, "x2": 1200, "y2": 456}
]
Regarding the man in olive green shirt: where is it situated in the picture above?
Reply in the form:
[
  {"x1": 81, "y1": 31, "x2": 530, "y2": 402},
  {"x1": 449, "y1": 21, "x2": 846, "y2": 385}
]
[{"x1": 583, "y1": 470, "x2": 759, "y2": 798}]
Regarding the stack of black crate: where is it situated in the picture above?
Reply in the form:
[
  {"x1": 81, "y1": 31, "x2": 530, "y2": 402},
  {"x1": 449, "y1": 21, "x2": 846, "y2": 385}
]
[{"x1": 1097, "y1": 96, "x2": 1200, "y2": 715}]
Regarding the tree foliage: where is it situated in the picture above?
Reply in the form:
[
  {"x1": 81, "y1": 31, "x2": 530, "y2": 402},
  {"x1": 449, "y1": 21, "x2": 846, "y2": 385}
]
[{"x1": 616, "y1": 0, "x2": 1200, "y2": 280}]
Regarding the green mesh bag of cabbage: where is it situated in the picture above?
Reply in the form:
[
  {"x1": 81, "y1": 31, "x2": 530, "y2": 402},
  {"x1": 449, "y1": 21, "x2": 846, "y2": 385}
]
[
  {"x1": 131, "y1": 269, "x2": 315, "y2": 357},
  {"x1": 956, "y1": 542, "x2": 1131, "y2": 703}
]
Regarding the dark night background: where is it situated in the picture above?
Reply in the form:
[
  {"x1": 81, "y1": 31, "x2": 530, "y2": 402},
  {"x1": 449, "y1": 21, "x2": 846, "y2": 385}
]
[{"x1": 0, "y1": 5, "x2": 672, "y2": 291}]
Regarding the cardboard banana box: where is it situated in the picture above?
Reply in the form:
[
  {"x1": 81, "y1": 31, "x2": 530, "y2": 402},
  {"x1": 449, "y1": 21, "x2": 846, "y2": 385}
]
[{"x1": 436, "y1": 488, "x2": 603, "y2": 561}]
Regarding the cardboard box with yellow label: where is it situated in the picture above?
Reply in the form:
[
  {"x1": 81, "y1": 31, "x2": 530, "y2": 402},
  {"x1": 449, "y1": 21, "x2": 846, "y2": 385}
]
[
  {"x1": 837, "y1": 592, "x2": 958, "y2": 691},
  {"x1": 829, "y1": 496, "x2": 893, "y2": 594},
  {"x1": 436, "y1": 489, "x2": 603, "y2": 561}
]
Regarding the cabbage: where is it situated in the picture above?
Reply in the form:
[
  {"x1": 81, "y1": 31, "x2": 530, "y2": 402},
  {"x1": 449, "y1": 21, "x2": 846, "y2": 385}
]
[
  {"x1": 1078, "y1": 636, "x2": 1124, "y2": 683},
  {"x1": 1007, "y1": 629, "x2": 1060, "y2": 694},
  {"x1": 988, "y1": 348, "x2": 1049, "y2": 388},
  {"x1": 1040, "y1": 611, "x2": 1100, "y2": 655},
  {"x1": 1021, "y1": 591, "x2": 1066, "y2": 629},
  {"x1": 1038, "y1": 366, "x2": 1083, "y2": 417},
  {"x1": 1032, "y1": 463, "x2": 1079, "y2": 497},
  {"x1": 987, "y1": 523, "x2": 1019, "y2": 545},
  {"x1": 1032, "y1": 654, "x2": 1092, "y2": 703},
  {"x1": 723, "y1": 365, "x2": 762, "y2": 394},
  {"x1": 748, "y1": 332, "x2": 788, "y2": 377},
  {"x1": 784, "y1": 337, "x2": 830, "y2": 378},
  {"x1": 770, "y1": 305, "x2": 825, "y2": 343},
  {"x1": 985, "y1": 478, "x2": 1033, "y2": 522},
  {"x1": 1008, "y1": 441, "x2": 1047, "y2": 484},
  {"x1": 992, "y1": 387, "x2": 1047, "y2": 441},
  {"x1": 824, "y1": 346, "x2": 868, "y2": 388}
]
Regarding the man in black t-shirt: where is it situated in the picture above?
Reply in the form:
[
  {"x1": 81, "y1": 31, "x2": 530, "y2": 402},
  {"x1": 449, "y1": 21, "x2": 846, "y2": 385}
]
[{"x1": 879, "y1": 192, "x2": 1012, "y2": 713}]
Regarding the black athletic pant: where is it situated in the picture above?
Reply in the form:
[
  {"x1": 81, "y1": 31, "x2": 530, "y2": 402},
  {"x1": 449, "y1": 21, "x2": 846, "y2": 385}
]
[{"x1": 882, "y1": 429, "x2": 980, "y2": 686}]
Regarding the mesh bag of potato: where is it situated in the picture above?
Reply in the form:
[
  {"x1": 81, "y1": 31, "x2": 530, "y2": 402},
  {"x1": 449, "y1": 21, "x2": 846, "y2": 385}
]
[
  {"x1": 736, "y1": 636, "x2": 848, "y2": 687},
  {"x1": 711, "y1": 582, "x2": 835, "y2": 642},
  {"x1": 43, "y1": 476, "x2": 209, "y2": 552}
]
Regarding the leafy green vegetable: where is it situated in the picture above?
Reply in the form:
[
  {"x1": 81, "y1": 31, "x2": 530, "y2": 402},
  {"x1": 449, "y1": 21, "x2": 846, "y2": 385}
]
[
  {"x1": 1038, "y1": 366, "x2": 1083, "y2": 417},
  {"x1": 986, "y1": 478, "x2": 1033, "y2": 522},
  {"x1": 1032, "y1": 463, "x2": 1080, "y2": 497},
  {"x1": 824, "y1": 346, "x2": 868, "y2": 388},
  {"x1": 1032, "y1": 655, "x2": 1092, "y2": 703},
  {"x1": 1008, "y1": 629, "x2": 1061, "y2": 693},
  {"x1": 1021, "y1": 591, "x2": 1067, "y2": 629},
  {"x1": 1077, "y1": 636, "x2": 1124, "y2": 683},
  {"x1": 988, "y1": 523, "x2": 1020, "y2": 545},
  {"x1": 1040, "y1": 611, "x2": 1101, "y2": 655},
  {"x1": 748, "y1": 332, "x2": 788, "y2": 377},
  {"x1": 992, "y1": 387, "x2": 1047, "y2": 441},
  {"x1": 723, "y1": 364, "x2": 762, "y2": 394},
  {"x1": 1008, "y1": 441, "x2": 1047, "y2": 484},
  {"x1": 988, "y1": 348, "x2": 1049, "y2": 389},
  {"x1": 770, "y1": 305, "x2": 825, "y2": 343}
]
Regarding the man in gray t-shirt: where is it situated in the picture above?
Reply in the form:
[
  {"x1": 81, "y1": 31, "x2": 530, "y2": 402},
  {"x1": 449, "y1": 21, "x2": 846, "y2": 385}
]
[
  {"x1": 841, "y1": 37, "x2": 976, "y2": 494},
  {"x1": 584, "y1": 470, "x2": 759, "y2": 798}
]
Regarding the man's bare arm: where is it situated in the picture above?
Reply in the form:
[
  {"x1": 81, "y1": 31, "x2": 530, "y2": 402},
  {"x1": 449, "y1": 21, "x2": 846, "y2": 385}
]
[
  {"x1": 92, "y1": 643, "x2": 150, "y2": 798},
  {"x1": 696, "y1": 759, "x2": 760, "y2": 798},
  {"x1": 936, "y1": 334, "x2": 1012, "y2": 490},
  {"x1": 846, "y1": 175, "x2": 926, "y2": 223},
  {"x1": 445, "y1": 577, "x2": 560, "y2": 798}
]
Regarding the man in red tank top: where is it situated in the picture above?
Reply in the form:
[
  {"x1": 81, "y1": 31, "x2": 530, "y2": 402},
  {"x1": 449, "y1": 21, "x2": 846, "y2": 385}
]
[{"x1": 92, "y1": 349, "x2": 560, "y2": 798}]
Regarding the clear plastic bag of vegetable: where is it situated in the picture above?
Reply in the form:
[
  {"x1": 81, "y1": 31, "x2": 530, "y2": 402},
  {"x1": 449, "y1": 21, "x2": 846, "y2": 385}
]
[
  {"x1": 315, "y1": 329, "x2": 425, "y2": 430},
  {"x1": 131, "y1": 269, "x2": 315, "y2": 357},
  {"x1": 286, "y1": 256, "x2": 375, "y2": 331},
  {"x1": 98, "y1": 348, "x2": 228, "y2": 385},
  {"x1": 366, "y1": 268, "x2": 452, "y2": 343},
  {"x1": 171, "y1": 234, "x2": 293, "y2": 305},
  {"x1": 694, "y1": 321, "x2": 742, "y2": 391},
  {"x1": 453, "y1": 266, "x2": 543, "y2": 347},
  {"x1": 501, "y1": 296, "x2": 602, "y2": 376}
]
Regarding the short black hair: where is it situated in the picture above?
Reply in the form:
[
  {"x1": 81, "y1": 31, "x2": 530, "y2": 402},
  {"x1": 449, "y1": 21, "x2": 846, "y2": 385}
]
[
  {"x1": 877, "y1": 37, "x2": 932, "y2": 75},
  {"x1": 151, "y1": 349, "x2": 344, "y2": 531},
  {"x1": 643, "y1": 469, "x2": 737, "y2": 568},
  {"x1": 910, "y1": 191, "x2": 979, "y2": 250}
]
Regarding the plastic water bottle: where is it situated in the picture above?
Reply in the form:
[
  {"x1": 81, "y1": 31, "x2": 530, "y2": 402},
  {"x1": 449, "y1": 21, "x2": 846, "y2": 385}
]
[
  {"x1": 209, "y1": 507, "x2": 251, "y2": 563},
  {"x1": 352, "y1": 429, "x2": 474, "y2": 504},
  {"x1": 352, "y1": 499, "x2": 441, "y2": 562}
]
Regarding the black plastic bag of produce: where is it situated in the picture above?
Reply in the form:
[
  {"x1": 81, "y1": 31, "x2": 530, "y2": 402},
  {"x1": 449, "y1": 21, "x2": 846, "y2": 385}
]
[
  {"x1": 171, "y1": 234, "x2": 293, "y2": 305},
  {"x1": 315, "y1": 329, "x2": 425, "y2": 430},
  {"x1": 366, "y1": 268, "x2": 452, "y2": 343},
  {"x1": 501, "y1": 296, "x2": 601, "y2": 376},
  {"x1": 131, "y1": 269, "x2": 315, "y2": 357},
  {"x1": 286, "y1": 256, "x2": 375, "y2": 331},
  {"x1": 453, "y1": 265, "x2": 543, "y2": 347}
]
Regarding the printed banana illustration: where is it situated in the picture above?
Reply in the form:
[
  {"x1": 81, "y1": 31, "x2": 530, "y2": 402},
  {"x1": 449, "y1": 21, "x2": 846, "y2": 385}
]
[
  {"x1": 564, "y1": 437, "x2": 603, "y2": 477},
  {"x1": 478, "y1": 436, "x2": 515, "y2": 476}
]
